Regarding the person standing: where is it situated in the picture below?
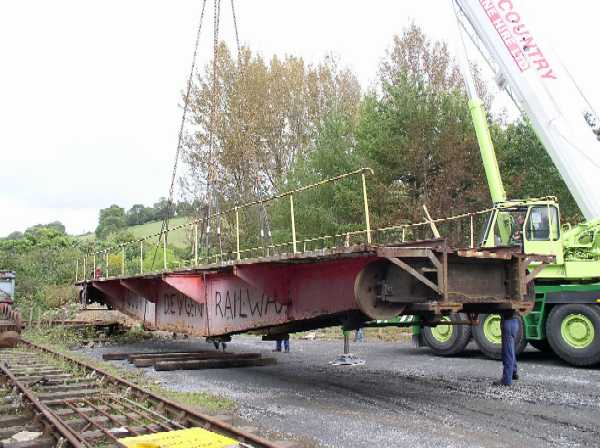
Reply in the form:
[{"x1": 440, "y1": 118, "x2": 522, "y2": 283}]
[
  {"x1": 274, "y1": 335, "x2": 290, "y2": 353},
  {"x1": 493, "y1": 309, "x2": 520, "y2": 386},
  {"x1": 354, "y1": 327, "x2": 364, "y2": 342}
]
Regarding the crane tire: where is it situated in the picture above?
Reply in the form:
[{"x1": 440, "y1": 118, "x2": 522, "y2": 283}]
[
  {"x1": 472, "y1": 313, "x2": 526, "y2": 360},
  {"x1": 546, "y1": 304, "x2": 600, "y2": 367},
  {"x1": 421, "y1": 313, "x2": 471, "y2": 356}
]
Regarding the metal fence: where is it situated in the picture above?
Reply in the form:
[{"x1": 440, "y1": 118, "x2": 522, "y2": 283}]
[
  {"x1": 75, "y1": 168, "x2": 520, "y2": 282},
  {"x1": 76, "y1": 168, "x2": 376, "y2": 281}
]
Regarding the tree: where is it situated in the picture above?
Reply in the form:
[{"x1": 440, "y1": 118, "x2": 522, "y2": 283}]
[
  {"x1": 95, "y1": 205, "x2": 126, "y2": 239},
  {"x1": 152, "y1": 198, "x2": 171, "y2": 221},
  {"x1": 280, "y1": 105, "x2": 364, "y2": 240},
  {"x1": 350, "y1": 24, "x2": 489, "y2": 239},
  {"x1": 183, "y1": 43, "x2": 361, "y2": 208},
  {"x1": 175, "y1": 201, "x2": 198, "y2": 217},
  {"x1": 494, "y1": 120, "x2": 581, "y2": 222},
  {"x1": 25, "y1": 221, "x2": 66, "y2": 238},
  {"x1": 126, "y1": 204, "x2": 152, "y2": 226},
  {"x1": 380, "y1": 22, "x2": 491, "y2": 107},
  {"x1": 0, "y1": 224, "x2": 81, "y2": 311},
  {"x1": 5, "y1": 231, "x2": 23, "y2": 240},
  {"x1": 46, "y1": 221, "x2": 66, "y2": 234},
  {"x1": 269, "y1": 24, "x2": 492, "y2": 246}
]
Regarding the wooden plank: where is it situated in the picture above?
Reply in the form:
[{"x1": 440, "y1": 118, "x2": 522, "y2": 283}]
[
  {"x1": 154, "y1": 357, "x2": 276, "y2": 371},
  {"x1": 133, "y1": 353, "x2": 262, "y2": 368},
  {"x1": 102, "y1": 349, "x2": 212, "y2": 361}
]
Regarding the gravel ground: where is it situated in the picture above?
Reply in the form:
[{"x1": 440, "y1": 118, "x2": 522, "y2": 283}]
[{"x1": 79, "y1": 336, "x2": 600, "y2": 448}]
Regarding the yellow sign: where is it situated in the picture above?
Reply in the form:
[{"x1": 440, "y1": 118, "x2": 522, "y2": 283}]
[{"x1": 118, "y1": 427, "x2": 240, "y2": 448}]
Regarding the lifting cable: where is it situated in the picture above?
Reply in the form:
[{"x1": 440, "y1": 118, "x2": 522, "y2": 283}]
[
  {"x1": 152, "y1": 0, "x2": 208, "y2": 269},
  {"x1": 232, "y1": 1, "x2": 273, "y2": 250},
  {"x1": 204, "y1": 0, "x2": 222, "y2": 259},
  {"x1": 203, "y1": 0, "x2": 244, "y2": 260},
  {"x1": 230, "y1": 0, "x2": 241, "y2": 57},
  {"x1": 153, "y1": 0, "x2": 259, "y2": 266}
]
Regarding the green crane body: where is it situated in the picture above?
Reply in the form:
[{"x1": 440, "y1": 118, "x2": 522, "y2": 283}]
[
  {"x1": 379, "y1": 97, "x2": 600, "y2": 367},
  {"x1": 406, "y1": 90, "x2": 600, "y2": 366},
  {"x1": 376, "y1": 0, "x2": 600, "y2": 367},
  {"x1": 366, "y1": 97, "x2": 600, "y2": 366}
]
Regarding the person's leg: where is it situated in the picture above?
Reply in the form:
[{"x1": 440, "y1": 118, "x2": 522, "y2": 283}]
[
  {"x1": 284, "y1": 338, "x2": 289, "y2": 352},
  {"x1": 501, "y1": 319, "x2": 515, "y2": 385},
  {"x1": 275, "y1": 339, "x2": 282, "y2": 352},
  {"x1": 510, "y1": 318, "x2": 519, "y2": 379}
]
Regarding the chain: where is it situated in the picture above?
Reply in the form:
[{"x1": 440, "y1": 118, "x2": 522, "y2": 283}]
[
  {"x1": 230, "y1": 0, "x2": 241, "y2": 57},
  {"x1": 151, "y1": 0, "x2": 208, "y2": 269},
  {"x1": 167, "y1": 0, "x2": 208, "y2": 217},
  {"x1": 204, "y1": 0, "x2": 222, "y2": 255}
]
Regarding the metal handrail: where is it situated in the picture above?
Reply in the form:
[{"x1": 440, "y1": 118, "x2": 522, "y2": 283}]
[
  {"x1": 75, "y1": 169, "x2": 545, "y2": 282},
  {"x1": 76, "y1": 168, "x2": 373, "y2": 281}
]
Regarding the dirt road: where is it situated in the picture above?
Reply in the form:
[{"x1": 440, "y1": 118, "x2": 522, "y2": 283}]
[{"x1": 83, "y1": 337, "x2": 600, "y2": 447}]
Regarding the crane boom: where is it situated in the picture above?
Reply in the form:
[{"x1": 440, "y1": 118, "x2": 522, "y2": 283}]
[{"x1": 454, "y1": 0, "x2": 600, "y2": 221}]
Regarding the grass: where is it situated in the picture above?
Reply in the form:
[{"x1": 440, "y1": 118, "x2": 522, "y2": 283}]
[
  {"x1": 23, "y1": 325, "x2": 152, "y2": 350},
  {"x1": 74, "y1": 216, "x2": 191, "y2": 249},
  {"x1": 128, "y1": 216, "x2": 190, "y2": 248}
]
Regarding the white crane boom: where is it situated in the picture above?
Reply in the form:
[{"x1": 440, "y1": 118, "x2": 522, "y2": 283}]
[{"x1": 454, "y1": 0, "x2": 600, "y2": 221}]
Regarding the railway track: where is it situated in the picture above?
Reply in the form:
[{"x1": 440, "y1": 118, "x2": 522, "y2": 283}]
[{"x1": 0, "y1": 340, "x2": 287, "y2": 448}]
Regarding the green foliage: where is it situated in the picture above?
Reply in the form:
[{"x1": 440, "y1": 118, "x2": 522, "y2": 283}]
[
  {"x1": 274, "y1": 24, "x2": 490, "y2": 246},
  {"x1": 126, "y1": 203, "x2": 153, "y2": 226},
  {"x1": 152, "y1": 197, "x2": 171, "y2": 221},
  {"x1": 142, "y1": 240, "x2": 182, "y2": 272},
  {"x1": 24, "y1": 326, "x2": 97, "y2": 350},
  {"x1": 128, "y1": 217, "x2": 190, "y2": 248},
  {"x1": 175, "y1": 200, "x2": 201, "y2": 217},
  {"x1": 124, "y1": 200, "x2": 198, "y2": 228},
  {"x1": 5, "y1": 231, "x2": 24, "y2": 240},
  {"x1": 278, "y1": 105, "x2": 366, "y2": 243},
  {"x1": 27, "y1": 221, "x2": 66, "y2": 235},
  {"x1": 493, "y1": 120, "x2": 581, "y2": 222},
  {"x1": 96, "y1": 204, "x2": 127, "y2": 239},
  {"x1": 271, "y1": 24, "x2": 578, "y2": 248},
  {"x1": 360, "y1": 72, "x2": 489, "y2": 225},
  {"x1": 0, "y1": 223, "x2": 81, "y2": 312}
]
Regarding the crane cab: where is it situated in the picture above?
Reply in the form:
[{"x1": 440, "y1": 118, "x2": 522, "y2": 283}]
[{"x1": 481, "y1": 198, "x2": 564, "y2": 264}]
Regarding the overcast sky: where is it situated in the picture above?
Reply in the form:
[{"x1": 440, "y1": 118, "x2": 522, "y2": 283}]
[{"x1": 1, "y1": 1, "x2": 598, "y2": 237}]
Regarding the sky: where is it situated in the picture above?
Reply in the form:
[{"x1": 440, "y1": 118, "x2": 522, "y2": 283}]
[{"x1": 1, "y1": 0, "x2": 599, "y2": 237}]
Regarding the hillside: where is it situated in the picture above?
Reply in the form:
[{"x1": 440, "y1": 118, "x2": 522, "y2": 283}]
[{"x1": 75, "y1": 216, "x2": 192, "y2": 249}]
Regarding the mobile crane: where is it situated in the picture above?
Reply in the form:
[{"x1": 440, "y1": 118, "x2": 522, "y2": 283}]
[{"x1": 417, "y1": 0, "x2": 600, "y2": 367}]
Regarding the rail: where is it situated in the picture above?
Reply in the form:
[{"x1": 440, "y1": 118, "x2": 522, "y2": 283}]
[
  {"x1": 0, "y1": 340, "x2": 285, "y2": 447},
  {"x1": 73, "y1": 168, "x2": 557, "y2": 282}
]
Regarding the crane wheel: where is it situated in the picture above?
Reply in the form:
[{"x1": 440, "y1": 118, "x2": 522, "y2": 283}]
[
  {"x1": 421, "y1": 313, "x2": 471, "y2": 356},
  {"x1": 472, "y1": 313, "x2": 527, "y2": 360},
  {"x1": 546, "y1": 304, "x2": 600, "y2": 367}
]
